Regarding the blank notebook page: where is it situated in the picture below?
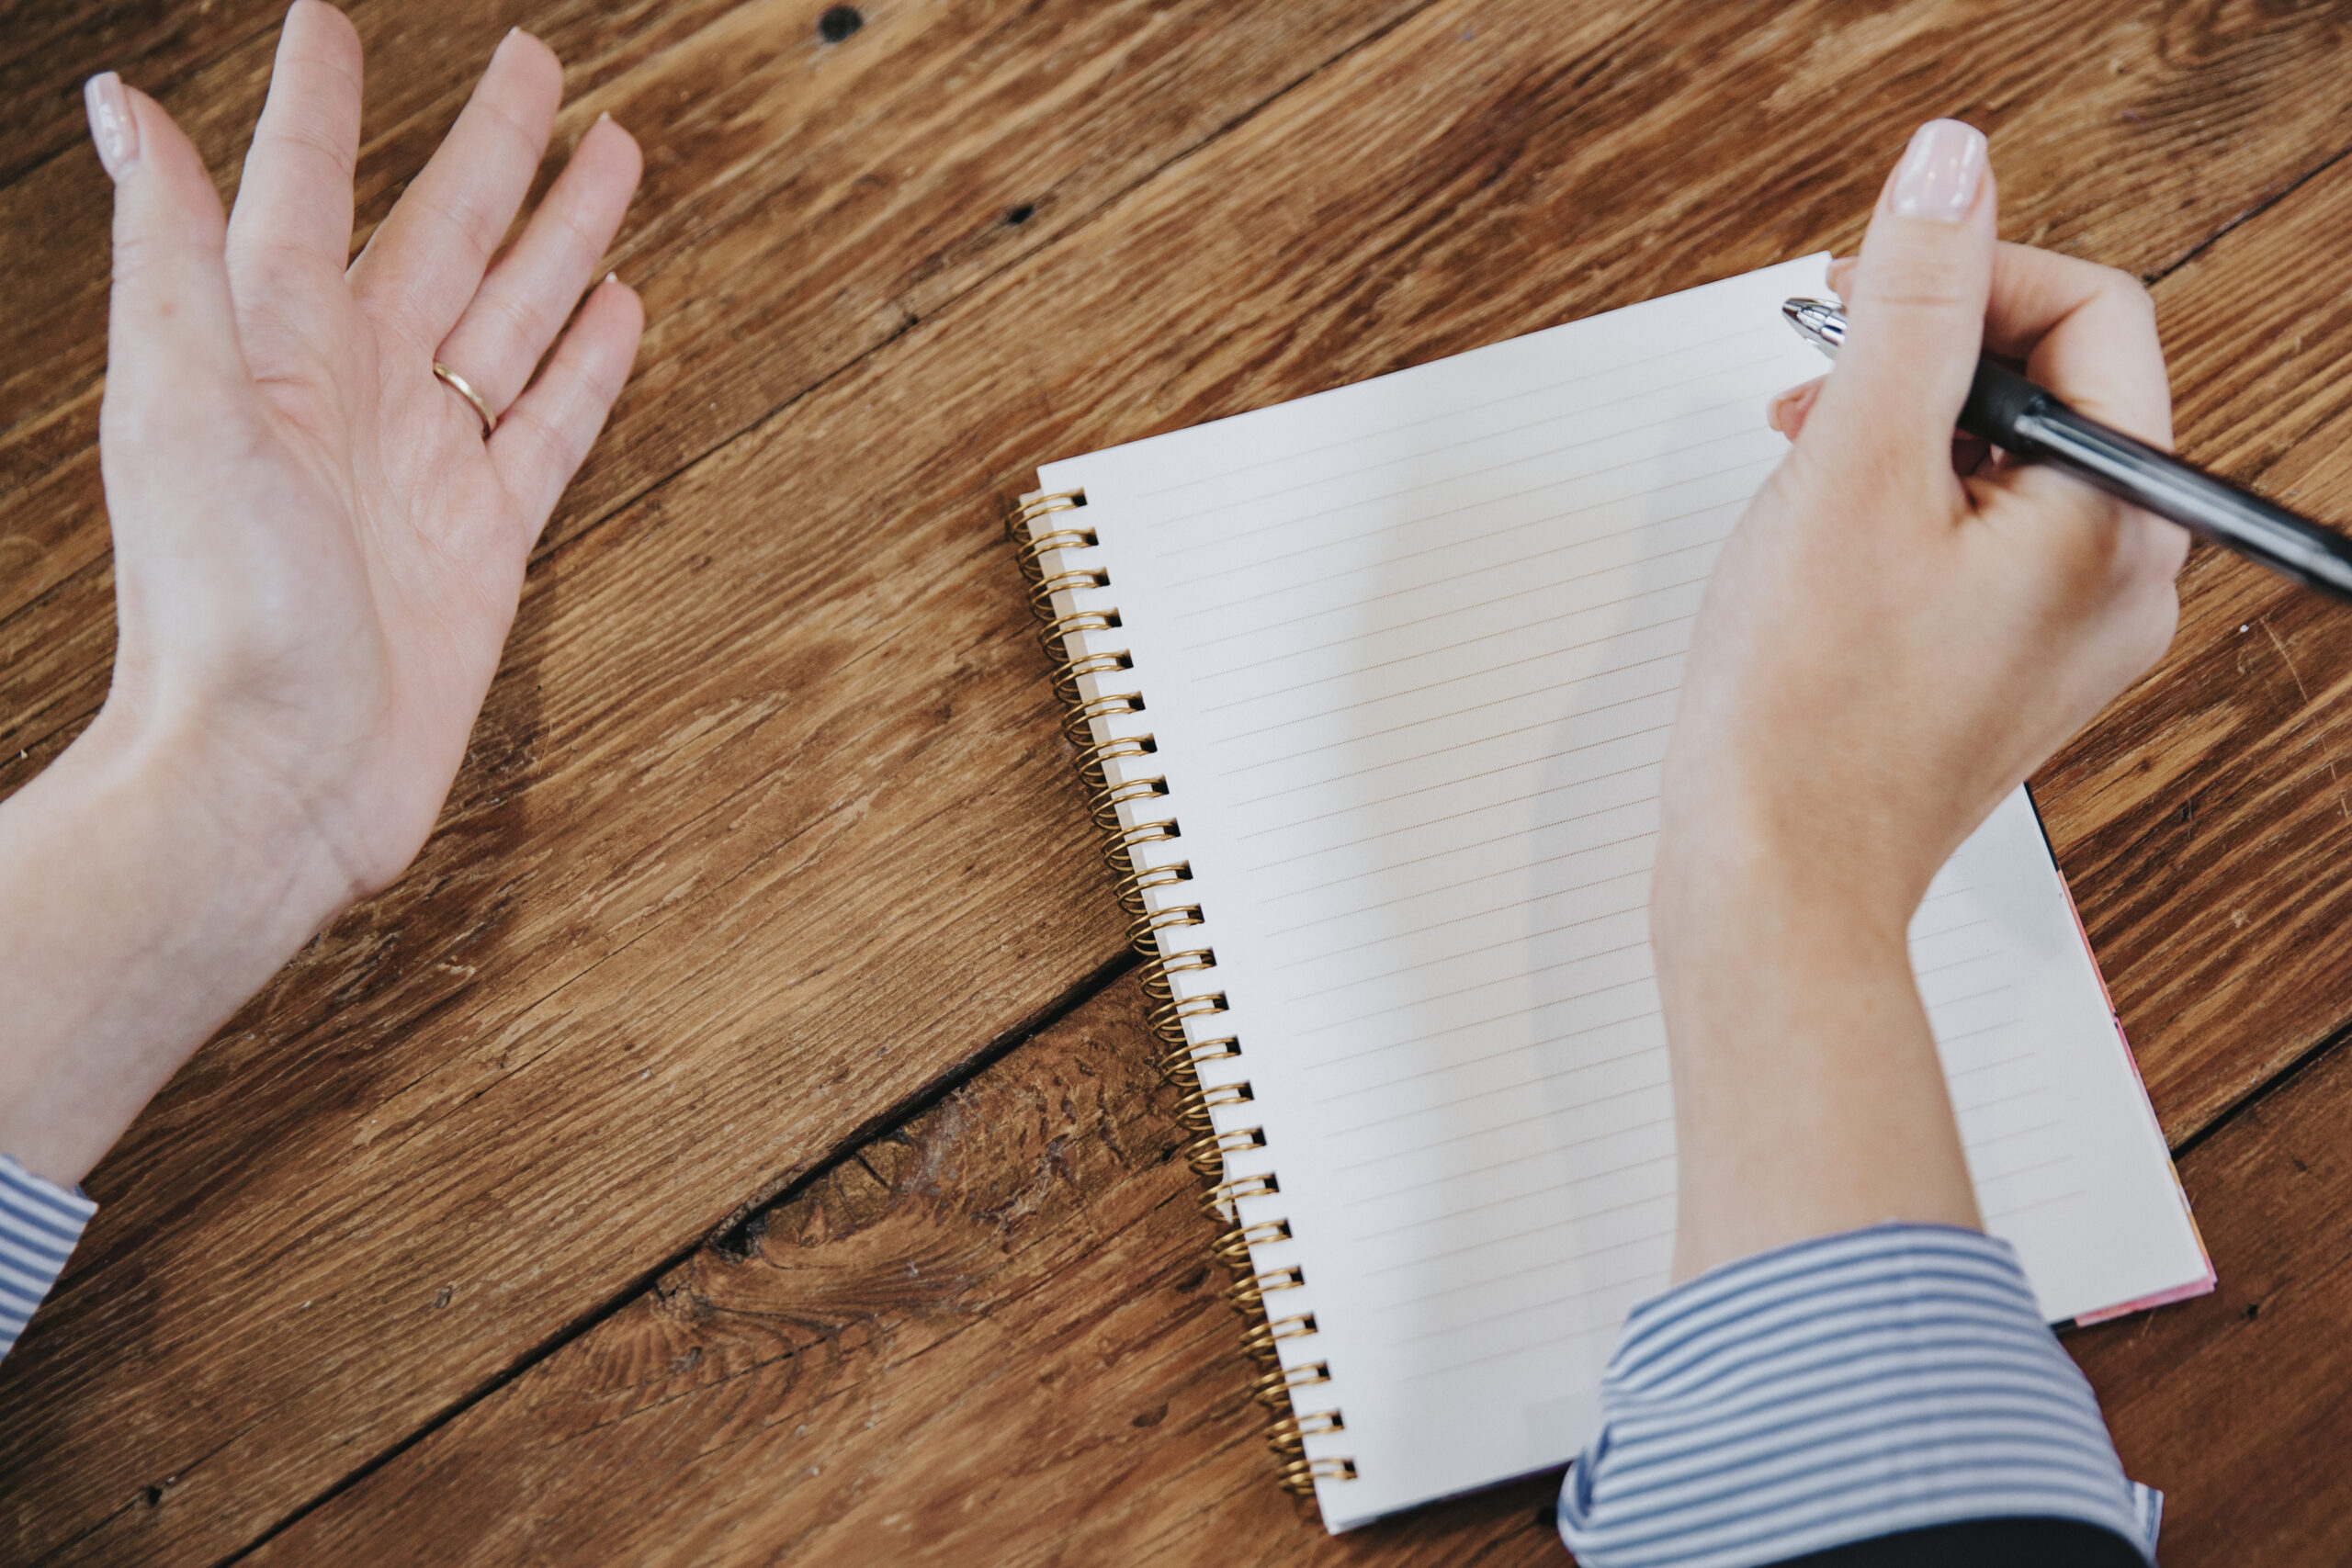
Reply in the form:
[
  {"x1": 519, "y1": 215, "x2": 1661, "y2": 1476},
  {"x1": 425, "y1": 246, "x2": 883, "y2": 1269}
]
[{"x1": 1030, "y1": 254, "x2": 2211, "y2": 1531}]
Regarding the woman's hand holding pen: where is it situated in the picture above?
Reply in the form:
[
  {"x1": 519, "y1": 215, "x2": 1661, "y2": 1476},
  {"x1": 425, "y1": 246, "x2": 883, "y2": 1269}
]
[
  {"x1": 0, "y1": 3, "x2": 642, "y2": 1184},
  {"x1": 1652, "y1": 119, "x2": 2187, "y2": 1279}
]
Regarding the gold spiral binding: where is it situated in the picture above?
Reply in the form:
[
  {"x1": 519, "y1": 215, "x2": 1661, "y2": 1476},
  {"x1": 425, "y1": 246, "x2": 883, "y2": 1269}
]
[
  {"x1": 1237, "y1": 1312, "x2": 1317, "y2": 1363},
  {"x1": 1005, "y1": 489, "x2": 1086, "y2": 547},
  {"x1": 1102, "y1": 818, "x2": 1181, "y2": 865},
  {"x1": 1185, "y1": 1126, "x2": 1267, "y2": 1178},
  {"x1": 1139, "y1": 947, "x2": 1215, "y2": 1006},
  {"x1": 1013, "y1": 526, "x2": 1097, "y2": 579},
  {"x1": 1157, "y1": 1035, "x2": 1240, "y2": 1081},
  {"x1": 1039, "y1": 609, "x2": 1124, "y2": 662},
  {"x1": 1059, "y1": 690, "x2": 1142, "y2": 738},
  {"x1": 1213, "y1": 1220, "x2": 1293, "y2": 1269},
  {"x1": 1147, "y1": 990, "x2": 1226, "y2": 1052},
  {"x1": 1172, "y1": 1079, "x2": 1252, "y2": 1132},
  {"x1": 1128, "y1": 904, "x2": 1204, "y2": 953},
  {"x1": 1088, "y1": 774, "x2": 1170, "y2": 831},
  {"x1": 1028, "y1": 567, "x2": 1109, "y2": 616},
  {"x1": 1008, "y1": 488, "x2": 1353, "y2": 1498},
  {"x1": 1227, "y1": 1264, "x2": 1305, "y2": 1311},
  {"x1": 1047, "y1": 649, "x2": 1134, "y2": 707},
  {"x1": 1275, "y1": 1456, "x2": 1359, "y2": 1496},
  {"x1": 1201, "y1": 1172, "x2": 1278, "y2": 1222},
  {"x1": 1251, "y1": 1359, "x2": 1329, "y2": 1407},
  {"x1": 1264, "y1": 1408, "x2": 1346, "y2": 1457},
  {"x1": 1071, "y1": 733, "x2": 1159, "y2": 798}
]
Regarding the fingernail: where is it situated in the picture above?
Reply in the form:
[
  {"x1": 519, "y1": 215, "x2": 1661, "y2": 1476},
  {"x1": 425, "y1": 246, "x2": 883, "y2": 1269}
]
[
  {"x1": 1889, "y1": 119, "x2": 1985, "y2": 222},
  {"x1": 83, "y1": 73, "x2": 137, "y2": 179}
]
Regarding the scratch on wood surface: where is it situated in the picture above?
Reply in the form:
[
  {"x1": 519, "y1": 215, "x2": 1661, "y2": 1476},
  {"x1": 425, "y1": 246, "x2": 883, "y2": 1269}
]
[{"x1": 2259, "y1": 615, "x2": 2312, "y2": 705}]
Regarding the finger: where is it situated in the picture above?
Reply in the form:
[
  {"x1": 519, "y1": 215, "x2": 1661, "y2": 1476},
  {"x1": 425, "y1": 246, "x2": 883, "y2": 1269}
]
[
  {"x1": 434, "y1": 113, "x2": 640, "y2": 417},
  {"x1": 1826, "y1": 254, "x2": 1856, "y2": 299},
  {"x1": 1981, "y1": 243, "x2": 2171, "y2": 449},
  {"x1": 348, "y1": 28, "x2": 562, "y2": 354},
  {"x1": 488, "y1": 276, "x2": 642, "y2": 539},
  {"x1": 1766, "y1": 377, "x2": 1825, "y2": 440},
  {"x1": 85, "y1": 76, "x2": 250, "y2": 419},
  {"x1": 1802, "y1": 120, "x2": 1996, "y2": 480},
  {"x1": 224, "y1": 0, "x2": 362, "y2": 299}
]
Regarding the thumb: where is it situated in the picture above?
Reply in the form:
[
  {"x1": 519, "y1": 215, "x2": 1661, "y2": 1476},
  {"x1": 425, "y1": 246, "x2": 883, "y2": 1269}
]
[
  {"x1": 84, "y1": 73, "x2": 248, "y2": 422},
  {"x1": 1804, "y1": 119, "x2": 1996, "y2": 475}
]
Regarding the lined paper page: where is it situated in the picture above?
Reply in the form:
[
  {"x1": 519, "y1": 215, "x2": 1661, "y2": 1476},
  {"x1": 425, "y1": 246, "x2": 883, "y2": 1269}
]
[{"x1": 1031, "y1": 255, "x2": 2209, "y2": 1530}]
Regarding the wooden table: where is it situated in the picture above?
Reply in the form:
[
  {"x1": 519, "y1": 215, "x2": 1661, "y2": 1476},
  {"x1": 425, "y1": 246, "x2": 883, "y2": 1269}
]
[{"x1": 3, "y1": 1, "x2": 2350, "y2": 1561}]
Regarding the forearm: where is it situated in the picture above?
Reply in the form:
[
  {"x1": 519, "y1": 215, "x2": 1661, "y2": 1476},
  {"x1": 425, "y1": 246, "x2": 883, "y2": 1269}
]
[
  {"x1": 0, "y1": 706, "x2": 351, "y2": 1185},
  {"x1": 1653, "y1": 832, "x2": 1978, "y2": 1283}
]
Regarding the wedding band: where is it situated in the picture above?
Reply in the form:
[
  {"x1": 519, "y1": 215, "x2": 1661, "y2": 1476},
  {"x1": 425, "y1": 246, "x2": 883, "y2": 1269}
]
[{"x1": 431, "y1": 361, "x2": 498, "y2": 437}]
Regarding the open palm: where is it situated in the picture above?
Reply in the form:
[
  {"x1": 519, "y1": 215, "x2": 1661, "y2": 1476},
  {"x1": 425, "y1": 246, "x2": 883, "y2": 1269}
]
[{"x1": 91, "y1": 2, "x2": 642, "y2": 899}]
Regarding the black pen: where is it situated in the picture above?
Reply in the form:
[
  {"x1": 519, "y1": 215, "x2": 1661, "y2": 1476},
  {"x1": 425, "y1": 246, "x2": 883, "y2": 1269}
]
[{"x1": 1781, "y1": 298, "x2": 2352, "y2": 604}]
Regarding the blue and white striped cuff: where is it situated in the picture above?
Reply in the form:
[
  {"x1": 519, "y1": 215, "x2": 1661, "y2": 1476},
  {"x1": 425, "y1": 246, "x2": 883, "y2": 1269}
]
[
  {"x1": 0, "y1": 1153, "x2": 95, "y2": 1359},
  {"x1": 1558, "y1": 1223, "x2": 2158, "y2": 1568}
]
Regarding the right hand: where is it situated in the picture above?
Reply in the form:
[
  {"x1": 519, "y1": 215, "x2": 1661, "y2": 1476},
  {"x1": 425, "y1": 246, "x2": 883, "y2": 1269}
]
[
  {"x1": 1649, "y1": 119, "x2": 2186, "y2": 1276},
  {"x1": 1658, "y1": 120, "x2": 2184, "y2": 938}
]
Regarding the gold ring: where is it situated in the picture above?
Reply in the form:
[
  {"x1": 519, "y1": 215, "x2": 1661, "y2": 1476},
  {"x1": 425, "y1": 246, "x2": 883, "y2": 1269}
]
[{"x1": 431, "y1": 361, "x2": 499, "y2": 436}]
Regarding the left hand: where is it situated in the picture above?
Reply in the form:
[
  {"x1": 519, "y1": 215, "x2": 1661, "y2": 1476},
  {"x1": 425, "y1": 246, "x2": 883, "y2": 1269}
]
[
  {"x1": 0, "y1": 5, "x2": 642, "y2": 1183},
  {"x1": 89, "y1": 6, "x2": 643, "y2": 898}
]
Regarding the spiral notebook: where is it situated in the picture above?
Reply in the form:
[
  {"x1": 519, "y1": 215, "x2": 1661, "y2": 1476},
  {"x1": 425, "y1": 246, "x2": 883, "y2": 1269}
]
[{"x1": 1010, "y1": 254, "x2": 2213, "y2": 1532}]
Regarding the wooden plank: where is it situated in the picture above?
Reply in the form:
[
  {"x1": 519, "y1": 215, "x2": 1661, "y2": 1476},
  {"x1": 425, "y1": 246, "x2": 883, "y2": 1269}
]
[
  {"x1": 2036, "y1": 144, "x2": 2352, "y2": 1136},
  {"x1": 0, "y1": 2, "x2": 1452, "y2": 1562},
  {"x1": 2067, "y1": 1043, "x2": 2352, "y2": 1565},
  {"x1": 235, "y1": 964, "x2": 2352, "y2": 1566},
  {"x1": 238, "y1": 969, "x2": 1574, "y2": 1567},
  {"x1": 4, "y1": 0, "x2": 2352, "y2": 1561},
  {"x1": 0, "y1": 0, "x2": 1435, "y2": 631}
]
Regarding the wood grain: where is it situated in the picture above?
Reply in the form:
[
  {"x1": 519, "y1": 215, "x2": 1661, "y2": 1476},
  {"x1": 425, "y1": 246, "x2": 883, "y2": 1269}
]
[
  {"x1": 2040, "y1": 141, "x2": 2352, "y2": 1135},
  {"x1": 0, "y1": 0, "x2": 1431, "y2": 704},
  {"x1": 242, "y1": 969, "x2": 1573, "y2": 1568},
  {"x1": 0, "y1": 0, "x2": 2349, "y2": 1561},
  {"x1": 2070, "y1": 1045, "x2": 2352, "y2": 1565},
  {"x1": 243, "y1": 950, "x2": 2352, "y2": 1568}
]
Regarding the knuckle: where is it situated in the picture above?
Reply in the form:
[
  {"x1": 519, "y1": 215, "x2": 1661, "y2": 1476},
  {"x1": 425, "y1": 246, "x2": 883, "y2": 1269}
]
[{"x1": 2097, "y1": 265, "x2": 2156, "y2": 320}]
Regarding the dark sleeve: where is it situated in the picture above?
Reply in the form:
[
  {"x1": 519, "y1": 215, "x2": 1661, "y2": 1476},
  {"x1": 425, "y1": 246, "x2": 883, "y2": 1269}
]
[{"x1": 1769, "y1": 1516, "x2": 2150, "y2": 1567}]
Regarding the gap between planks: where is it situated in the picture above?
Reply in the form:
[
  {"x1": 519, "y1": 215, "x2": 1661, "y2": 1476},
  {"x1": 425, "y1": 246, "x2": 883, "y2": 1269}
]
[{"x1": 214, "y1": 943, "x2": 1140, "y2": 1567}]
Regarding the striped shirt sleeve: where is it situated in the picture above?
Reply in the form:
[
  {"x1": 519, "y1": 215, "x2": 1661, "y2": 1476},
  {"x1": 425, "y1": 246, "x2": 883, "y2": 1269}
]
[
  {"x1": 1557, "y1": 1223, "x2": 2160, "y2": 1568},
  {"x1": 0, "y1": 1153, "x2": 95, "y2": 1359}
]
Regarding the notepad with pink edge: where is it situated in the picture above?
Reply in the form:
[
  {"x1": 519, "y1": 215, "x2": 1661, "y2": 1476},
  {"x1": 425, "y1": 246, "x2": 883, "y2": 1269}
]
[{"x1": 1012, "y1": 253, "x2": 2212, "y2": 1531}]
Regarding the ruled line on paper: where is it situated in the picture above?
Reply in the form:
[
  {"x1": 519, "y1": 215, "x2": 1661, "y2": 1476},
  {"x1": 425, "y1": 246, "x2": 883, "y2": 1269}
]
[
  {"x1": 1346, "y1": 1127, "x2": 1679, "y2": 1223},
  {"x1": 1163, "y1": 487, "x2": 1747, "y2": 641},
  {"x1": 1294, "y1": 960, "x2": 1657, "y2": 1055},
  {"x1": 1217, "y1": 645, "x2": 1685, "y2": 750},
  {"x1": 1149, "y1": 372, "x2": 1786, "y2": 571},
  {"x1": 1191, "y1": 590, "x2": 1704, "y2": 713},
  {"x1": 1313, "y1": 1015, "x2": 1668, "y2": 1103},
  {"x1": 1224, "y1": 690, "x2": 1679, "y2": 813},
  {"x1": 1257, "y1": 819, "x2": 1657, "y2": 914},
  {"x1": 1320, "y1": 1051, "x2": 1665, "y2": 1134},
  {"x1": 1219, "y1": 664, "x2": 1684, "y2": 782},
  {"x1": 1351, "y1": 1157, "x2": 1681, "y2": 1275},
  {"x1": 1272, "y1": 877, "x2": 1648, "y2": 990},
  {"x1": 1192, "y1": 536, "x2": 1720, "y2": 672},
  {"x1": 1229, "y1": 726, "x2": 1678, "y2": 840},
  {"x1": 1360, "y1": 1195, "x2": 1682, "y2": 1313},
  {"x1": 1327, "y1": 1081, "x2": 1668, "y2": 1175},
  {"x1": 1984, "y1": 1188, "x2": 2088, "y2": 1223},
  {"x1": 1136, "y1": 337, "x2": 1792, "y2": 533},
  {"x1": 1239, "y1": 763, "x2": 1663, "y2": 874}
]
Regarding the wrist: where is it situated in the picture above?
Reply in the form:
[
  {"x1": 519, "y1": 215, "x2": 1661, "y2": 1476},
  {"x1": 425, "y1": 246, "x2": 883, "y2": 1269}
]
[
  {"x1": 78, "y1": 692, "x2": 370, "y2": 931},
  {"x1": 0, "y1": 703, "x2": 356, "y2": 1182}
]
